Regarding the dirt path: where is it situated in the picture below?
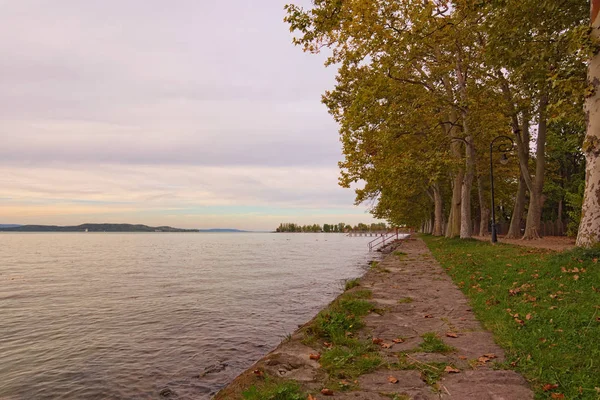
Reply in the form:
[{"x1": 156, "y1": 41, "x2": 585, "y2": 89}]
[
  {"x1": 473, "y1": 235, "x2": 575, "y2": 252},
  {"x1": 214, "y1": 238, "x2": 533, "y2": 399}
]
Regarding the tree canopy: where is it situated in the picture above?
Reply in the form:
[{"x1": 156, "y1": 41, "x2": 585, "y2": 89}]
[{"x1": 286, "y1": 0, "x2": 592, "y2": 244}]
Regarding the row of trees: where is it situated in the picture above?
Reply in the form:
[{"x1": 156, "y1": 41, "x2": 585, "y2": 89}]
[
  {"x1": 285, "y1": 0, "x2": 600, "y2": 246},
  {"x1": 275, "y1": 222, "x2": 388, "y2": 233}
]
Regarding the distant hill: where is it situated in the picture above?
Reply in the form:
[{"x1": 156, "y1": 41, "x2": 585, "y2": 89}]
[
  {"x1": 0, "y1": 223, "x2": 198, "y2": 232},
  {"x1": 0, "y1": 224, "x2": 22, "y2": 228},
  {"x1": 197, "y1": 228, "x2": 248, "y2": 233}
]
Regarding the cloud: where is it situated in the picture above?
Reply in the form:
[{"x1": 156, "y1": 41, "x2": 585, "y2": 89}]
[
  {"x1": 0, "y1": 1, "x2": 380, "y2": 227},
  {"x1": 0, "y1": 164, "x2": 377, "y2": 229}
]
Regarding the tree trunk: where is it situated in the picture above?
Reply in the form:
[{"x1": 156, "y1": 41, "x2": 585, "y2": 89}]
[
  {"x1": 477, "y1": 176, "x2": 490, "y2": 236},
  {"x1": 444, "y1": 112, "x2": 463, "y2": 239},
  {"x1": 506, "y1": 176, "x2": 527, "y2": 238},
  {"x1": 441, "y1": 70, "x2": 463, "y2": 239},
  {"x1": 460, "y1": 135, "x2": 475, "y2": 238},
  {"x1": 522, "y1": 93, "x2": 548, "y2": 240},
  {"x1": 432, "y1": 182, "x2": 444, "y2": 236},
  {"x1": 577, "y1": 0, "x2": 600, "y2": 247},
  {"x1": 446, "y1": 172, "x2": 463, "y2": 238},
  {"x1": 506, "y1": 115, "x2": 530, "y2": 238}
]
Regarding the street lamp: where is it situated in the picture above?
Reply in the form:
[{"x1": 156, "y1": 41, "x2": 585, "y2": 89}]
[{"x1": 490, "y1": 135, "x2": 515, "y2": 243}]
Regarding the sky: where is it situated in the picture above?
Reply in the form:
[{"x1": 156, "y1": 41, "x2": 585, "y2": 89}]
[{"x1": 0, "y1": 0, "x2": 380, "y2": 230}]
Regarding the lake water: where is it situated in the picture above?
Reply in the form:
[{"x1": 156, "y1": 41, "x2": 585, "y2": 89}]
[{"x1": 0, "y1": 233, "x2": 376, "y2": 399}]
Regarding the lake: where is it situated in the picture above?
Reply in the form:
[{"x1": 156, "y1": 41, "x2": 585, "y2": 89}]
[{"x1": 0, "y1": 233, "x2": 375, "y2": 399}]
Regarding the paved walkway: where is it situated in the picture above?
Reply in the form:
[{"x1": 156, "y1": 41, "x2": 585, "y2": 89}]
[{"x1": 215, "y1": 238, "x2": 533, "y2": 399}]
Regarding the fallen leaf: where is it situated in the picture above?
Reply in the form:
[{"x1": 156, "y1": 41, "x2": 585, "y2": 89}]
[
  {"x1": 514, "y1": 318, "x2": 524, "y2": 326},
  {"x1": 483, "y1": 353, "x2": 497, "y2": 359},
  {"x1": 446, "y1": 332, "x2": 458, "y2": 338},
  {"x1": 253, "y1": 369, "x2": 264, "y2": 377},
  {"x1": 424, "y1": 314, "x2": 433, "y2": 319},
  {"x1": 372, "y1": 338, "x2": 383, "y2": 345},
  {"x1": 323, "y1": 342, "x2": 333, "y2": 348},
  {"x1": 549, "y1": 306, "x2": 558, "y2": 310},
  {"x1": 388, "y1": 376, "x2": 399, "y2": 384},
  {"x1": 309, "y1": 353, "x2": 321, "y2": 361},
  {"x1": 573, "y1": 275, "x2": 580, "y2": 281},
  {"x1": 458, "y1": 355, "x2": 467, "y2": 360},
  {"x1": 392, "y1": 338, "x2": 404, "y2": 344},
  {"x1": 381, "y1": 343, "x2": 392, "y2": 349},
  {"x1": 308, "y1": 395, "x2": 317, "y2": 400},
  {"x1": 526, "y1": 314, "x2": 532, "y2": 321},
  {"x1": 321, "y1": 388, "x2": 334, "y2": 396},
  {"x1": 551, "y1": 394, "x2": 565, "y2": 399},
  {"x1": 444, "y1": 366, "x2": 460, "y2": 373},
  {"x1": 543, "y1": 383, "x2": 559, "y2": 391}
]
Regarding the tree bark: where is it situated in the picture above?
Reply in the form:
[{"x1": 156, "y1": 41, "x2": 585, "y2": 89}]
[
  {"x1": 577, "y1": 0, "x2": 600, "y2": 247},
  {"x1": 460, "y1": 135, "x2": 475, "y2": 238},
  {"x1": 432, "y1": 182, "x2": 444, "y2": 236},
  {"x1": 506, "y1": 115, "x2": 530, "y2": 239},
  {"x1": 522, "y1": 92, "x2": 549, "y2": 240},
  {"x1": 445, "y1": 111, "x2": 463, "y2": 238},
  {"x1": 506, "y1": 176, "x2": 527, "y2": 238},
  {"x1": 477, "y1": 175, "x2": 490, "y2": 236},
  {"x1": 456, "y1": 58, "x2": 473, "y2": 239}
]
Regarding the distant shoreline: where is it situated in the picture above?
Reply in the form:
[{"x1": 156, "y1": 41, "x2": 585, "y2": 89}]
[{"x1": 0, "y1": 223, "x2": 198, "y2": 233}]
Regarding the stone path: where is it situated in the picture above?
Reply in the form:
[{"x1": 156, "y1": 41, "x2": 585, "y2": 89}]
[{"x1": 214, "y1": 238, "x2": 533, "y2": 399}]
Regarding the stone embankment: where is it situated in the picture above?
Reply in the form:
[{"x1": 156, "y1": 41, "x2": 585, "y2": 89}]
[{"x1": 214, "y1": 237, "x2": 533, "y2": 399}]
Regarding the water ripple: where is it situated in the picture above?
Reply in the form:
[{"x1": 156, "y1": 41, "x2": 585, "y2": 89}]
[{"x1": 0, "y1": 232, "x2": 373, "y2": 399}]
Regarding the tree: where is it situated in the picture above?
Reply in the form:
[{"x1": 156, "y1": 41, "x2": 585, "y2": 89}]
[{"x1": 577, "y1": 0, "x2": 600, "y2": 247}]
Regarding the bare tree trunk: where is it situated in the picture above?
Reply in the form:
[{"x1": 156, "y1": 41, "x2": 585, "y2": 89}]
[
  {"x1": 506, "y1": 176, "x2": 527, "y2": 238},
  {"x1": 441, "y1": 69, "x2": 463, "y2": 239},
  {"x1": 460, "y1": 135, "x2": 475, "y2": 238},
  {"x1": 477, "y1": 176, "x2": 490, "y2": 236},
  {"x1": 523, "y1": 93, "x2": 548, "y2": 240},
  {"x1": 506, "y1": 115, "x2": 530, "y2": 238},
  {"x1": 445, "y1": 112, "x2": 463, "y2": 238},
  {"x1": 432, "y1": 182, "x2": 444, "y2": 236},
  {"x1": 577, "y1": 0, "x2": 600, "y2": 247}
]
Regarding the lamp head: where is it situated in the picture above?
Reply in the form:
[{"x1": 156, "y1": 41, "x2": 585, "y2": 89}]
[{"x1": 500, "y1": 153, "x2": 509, "y2": 165}]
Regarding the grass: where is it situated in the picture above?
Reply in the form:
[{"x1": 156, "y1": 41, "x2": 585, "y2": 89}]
[
  {"x1": 418, "y1": 332, "x2": 455, "y2": 354},
  {"x1": 303, "y1": 289, "x2": 382, "y2": 390},
  {"x1": 393, "y1": 250, "x2": 407, "y2": 257},
  {"x1": 319, "y1": 339, "x2": 383, "y2": 385},
  {"x1": 383, "y1": 395, "x2": 410, "y2": 400},
  {"x1": 422, "y1": 235, "x2": 600, "y2": 399},
  {"x1": 389, "y1": 353, "x2": 452, "y2": 387},
  {"x1": 303, "y1": 289, "x2": 373, "y2": 345},
  {"x1": 397, "y1": 297, "x2": 413, "y2": 304},
  {"x1": 344, "y1": 278, "x2": 360, "y2": 291},
  {"x1": 370, "y1": 260, "x2": 391, "y2": 273},
  {"x1": 242, "y1": 378, "x2": 306, "y2": 400}
]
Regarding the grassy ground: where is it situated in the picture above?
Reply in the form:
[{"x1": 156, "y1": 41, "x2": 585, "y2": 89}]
[
  {"x1": 241, "y1": 287, "x2": 380, "y2": 398},
  {"x1": 423, "y1": 235, "x2": 600, "y2": 400}
]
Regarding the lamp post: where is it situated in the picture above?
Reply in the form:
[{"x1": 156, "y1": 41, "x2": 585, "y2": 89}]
[{"x1": 490, "y1": 135, "x2": 515, "y2": 243}]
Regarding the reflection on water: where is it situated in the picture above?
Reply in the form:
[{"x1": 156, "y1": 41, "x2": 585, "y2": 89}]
[{"x1": 0, "y1": 233, "x2": 373, "y2": 399}]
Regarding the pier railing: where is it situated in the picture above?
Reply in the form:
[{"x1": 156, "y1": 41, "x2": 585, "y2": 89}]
[{"x1": 367, "y1": 231, "x2": 399, "y2": 251}]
